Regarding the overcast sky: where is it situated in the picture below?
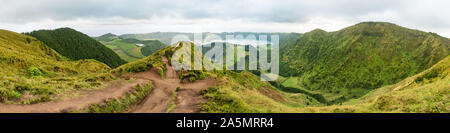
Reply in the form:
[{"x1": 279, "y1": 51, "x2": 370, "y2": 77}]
[{"x1": 0, "y1": 0, "x2": 449, "y2": 37}]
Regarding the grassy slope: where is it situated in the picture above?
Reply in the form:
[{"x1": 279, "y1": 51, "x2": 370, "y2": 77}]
[
  {"x1": 202, "y1": 71, "x2": 322, "y2": 113},
  {"x1": 26, "y1": 28, "x2": 126, "y2": 68},
  {"x1": 0, "y1": 29, "x2": 114, "y2": 104},
  {"x1": 281, "y1": 22, "x2": 450, "y2": 102},
  {"x1": 108, "y1": 39, "x2": 146, "y2": 58},
  {"x1": 94, "y1": 33, "x2": 119, "y2": 42}
]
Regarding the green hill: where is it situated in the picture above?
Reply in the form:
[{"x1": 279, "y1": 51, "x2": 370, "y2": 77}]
[
  {"x1": 280, "y1": 22, "x2": 449, "y2": 103},
  {"x1": 0, "y1": 29, "x2": 113, "y2": 104},
  {"x1": 25, "y1": 28, "x2": 126, "y2": 68}
]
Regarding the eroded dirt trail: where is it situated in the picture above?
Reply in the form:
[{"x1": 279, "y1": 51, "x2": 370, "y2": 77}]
[
  {"x1": 0, "y1": 79, "x2": 149, "y2": 113},
  {"x1": 169, "y1": 88, "x2": 206, "y2": 113},
  {"x1": 130, "y1": 57, "x2": 216, "y2": 113},
  {"x1": 0, "y1": 57, "x2": 217, "y2": 113}
]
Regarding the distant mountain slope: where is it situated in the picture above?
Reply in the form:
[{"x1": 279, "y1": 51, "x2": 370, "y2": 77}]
[
  {"x1": 26, "y1": 28, "x2": 126, "y2": 68},
  {"x1": 0, "y1": 29, "x2": 112, "y2": 104},
  {"x1": 95, "y1": 35, "x2": 166, "y2": 62},
  {"x1": 120, "y1": 32, "x2": 301, "y2": 46},
  {"x1": 94, "y1": 33, "x2": 119, "y2": 42},
  {"x1": 120, "y1": 32, "x2": 191, "y2": 45},
  {"x1": 116, "y1": 38, "x2": 167, "y2": 57},
  {"x1": 281, "y1": 22, "x2": 449, "y2": 101}
]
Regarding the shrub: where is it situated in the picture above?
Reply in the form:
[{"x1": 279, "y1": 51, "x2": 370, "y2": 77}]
[
  {"x1": 0, "y1": 89, "x2": 22, "y2": 101},
  {"x1": 28, "y1": 67, "x2": 42, "y2": 78}
]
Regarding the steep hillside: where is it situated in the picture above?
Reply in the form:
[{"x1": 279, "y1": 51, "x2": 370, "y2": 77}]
[
  {"x1": 25, "y1": 28, "x2": 126, "y2": 68},
  {"x1": 281, "y1": 22, "x2": 450, "y2": 102},
  {"x1": 0, "y1": 29, "x2": 113, "y2": 104}
]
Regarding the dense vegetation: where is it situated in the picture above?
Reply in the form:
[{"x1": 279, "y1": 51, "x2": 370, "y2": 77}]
[
  {"x1": 0, "y1": 29, "x2": 114, "y2": 104},
  {"x1": 280, "y1": 22, "x2": 450, "y2": 102},
  {"x1": 25, "y1": 28, "x2": 126, "y2": 68}
]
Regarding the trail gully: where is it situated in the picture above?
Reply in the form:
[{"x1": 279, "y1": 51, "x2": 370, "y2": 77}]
[{"x1": 129, "y1": 57, "x2": 216, "y2": 113}]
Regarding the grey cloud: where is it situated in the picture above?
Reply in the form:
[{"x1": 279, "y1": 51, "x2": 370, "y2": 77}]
[
  {"x1": 0, "y1": 0, "x2": 449, "y2": 36},
  {"x1": 0, "y1": 0, "x2": 403, "y2": 23}
]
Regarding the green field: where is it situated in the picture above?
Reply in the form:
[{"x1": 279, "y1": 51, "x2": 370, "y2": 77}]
[
  {"x1": 108, "y1": 39, "x2": 145, "y2": 58},
  {"x1": 95, "y1": 36, "x2": 166, "y2": 62},
  {"x1": 114, "y1": 50, "x2": 140, "y2": 62}
]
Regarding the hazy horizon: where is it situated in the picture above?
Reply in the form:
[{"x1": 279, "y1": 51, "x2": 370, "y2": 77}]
[{"x1": 1, "y1": 0, "x2": 449, "y2": 37}]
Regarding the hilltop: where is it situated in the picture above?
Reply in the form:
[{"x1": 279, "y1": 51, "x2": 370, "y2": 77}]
[{"x1": 25, "y1": 28, "x2": 126, "y2": 68}]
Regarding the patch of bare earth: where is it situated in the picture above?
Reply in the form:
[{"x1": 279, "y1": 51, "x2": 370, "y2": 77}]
[{"x1": 169, "y1": 88, "x2": 206, "y2": 113}]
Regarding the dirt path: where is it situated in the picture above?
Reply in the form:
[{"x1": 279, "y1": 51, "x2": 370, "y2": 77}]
[
  {"x1": 162, "y1": 57, "x2": 177, "y2": 79},
  {"x1": 0, "y1": 79, "x2": 149, "y2": 113},
  {"x1": 130, "y1": 57, "x2": 217, "y2": 113},
  {"x1": 169, "y1": 88, "x2": 206, "y2": 113},
  {"x1": 0, "y1": 57, "x2": 217, "y2": 113}
]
